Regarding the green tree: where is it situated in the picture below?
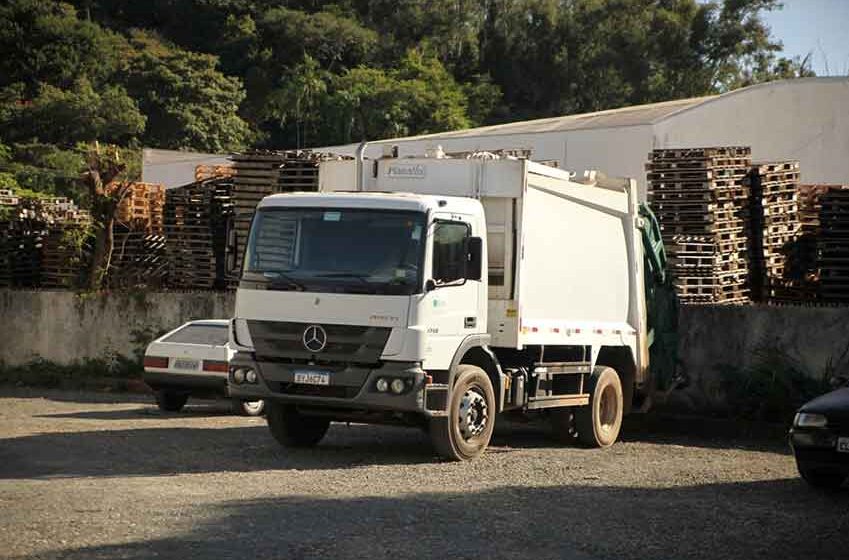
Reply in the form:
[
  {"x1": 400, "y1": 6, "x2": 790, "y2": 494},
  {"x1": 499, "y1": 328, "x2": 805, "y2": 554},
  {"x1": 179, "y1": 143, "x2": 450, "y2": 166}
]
[
  {"x1": 0, "y1": 0, "x2": 125, "y2": 93},
  {"x1": 319, "y1": 49, "x2": 473, "y2": 145},
  {"x1": 257, "y1": 7, "x2": 377, "y2": 71},
  {"x1": 122, "y1": 31, "x2": 252, "y2": 152},
  {"x1": 1, "y1": 78, "x2": 145, "y2": 145}
]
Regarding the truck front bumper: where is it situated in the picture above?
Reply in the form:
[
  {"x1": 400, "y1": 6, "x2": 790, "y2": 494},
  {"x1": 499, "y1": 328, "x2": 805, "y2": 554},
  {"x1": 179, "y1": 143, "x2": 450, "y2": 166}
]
[{"x1": 227, "y1": 351, "x2": 441, "y2": 415}]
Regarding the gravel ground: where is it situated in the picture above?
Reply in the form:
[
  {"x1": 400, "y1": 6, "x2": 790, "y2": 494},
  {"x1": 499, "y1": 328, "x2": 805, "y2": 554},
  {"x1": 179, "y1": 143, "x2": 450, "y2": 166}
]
[{"x1": 0, "y1": 387, "x2": 847, "y2": 560}]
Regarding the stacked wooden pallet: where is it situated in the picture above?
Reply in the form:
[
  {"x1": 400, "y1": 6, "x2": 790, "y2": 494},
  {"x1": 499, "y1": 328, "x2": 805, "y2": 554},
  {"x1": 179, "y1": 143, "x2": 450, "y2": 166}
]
[
  {"x1": 0, "y1": 197, "x2": 91, "y2": 288},
  {"x1": 746, "y1": 161, "x2": 802, "y2": 302},
  {"x1": 231, "y1": 150, "x2": 329, "y2": 268},
  {"x1": 818, "y1": 186, "x2": 849, "y2": 302},
  {"x1": 783, "y1": 184, "x2": 832, "y2": 300},
  {"x1": 164, "y1": 177, "x2": 233, "y2": 289},
  {"x1": 105, "y1": 182, "x2": 166, "y2": 288},
  {"x1": 647, "y1": 146, "x2": 752, "y2": 304},
  {"x1": 111, "y1": 182, "x2": 165, "y2": 234},
  {"x1": 195, "y1": 164, "x2": 234, "y2": 182}
]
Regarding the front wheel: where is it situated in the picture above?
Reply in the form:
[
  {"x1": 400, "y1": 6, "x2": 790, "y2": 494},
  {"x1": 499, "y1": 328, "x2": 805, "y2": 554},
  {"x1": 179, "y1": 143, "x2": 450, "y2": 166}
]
[
  {"x1": 575, "y1": 366, "x2": 623, "y2": 448},
  {"x1": 429, "y1": 365, "x2": 495, "y2": 461},
  {"x1": 266, "y1": 401, "x2": 330, "y2": 448}
]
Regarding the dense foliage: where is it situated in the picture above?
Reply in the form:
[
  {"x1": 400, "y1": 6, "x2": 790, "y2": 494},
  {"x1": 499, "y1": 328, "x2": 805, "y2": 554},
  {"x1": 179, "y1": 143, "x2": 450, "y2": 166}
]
[{"x1": 0, "y1": 0, "x2": 813, "y2": 197}]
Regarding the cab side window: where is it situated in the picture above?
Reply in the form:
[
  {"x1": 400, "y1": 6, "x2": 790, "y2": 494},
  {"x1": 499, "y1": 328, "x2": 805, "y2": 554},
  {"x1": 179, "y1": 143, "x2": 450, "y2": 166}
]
[{"x1": 433, "y1": 221, "x2": 470, "y2": 283}]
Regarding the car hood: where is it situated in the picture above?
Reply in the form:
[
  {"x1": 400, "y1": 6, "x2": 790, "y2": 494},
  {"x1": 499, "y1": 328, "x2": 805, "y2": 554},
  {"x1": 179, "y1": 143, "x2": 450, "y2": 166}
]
[{"x1": 799, "y1": 387, "x2": 849, "y2": 423}]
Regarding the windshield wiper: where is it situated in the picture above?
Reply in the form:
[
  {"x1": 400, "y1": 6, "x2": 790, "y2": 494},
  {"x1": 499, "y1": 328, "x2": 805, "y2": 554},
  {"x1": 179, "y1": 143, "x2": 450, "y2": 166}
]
[
  {"x1": 314, "y1": 272, "x2": 371, "y2": 279},
  {"x1": 263, "y1": 271, "x2": 306, "y2": 291},
  {"x1": 314, "y1": 272, "x2": 382, "y2": 294}
]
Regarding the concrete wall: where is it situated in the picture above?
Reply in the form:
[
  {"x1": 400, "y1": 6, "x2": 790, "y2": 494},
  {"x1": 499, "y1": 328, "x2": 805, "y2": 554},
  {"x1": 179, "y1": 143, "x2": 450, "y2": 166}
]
[
  {"x1": 3, "y1": 291, "x2": 849, "y2": 410},
  {"x1": 0, "y1": 290, "x2": 235, "y2": 366},
  {"x1": 674, "y1": 304, "x2": 849, "y2": 409}
]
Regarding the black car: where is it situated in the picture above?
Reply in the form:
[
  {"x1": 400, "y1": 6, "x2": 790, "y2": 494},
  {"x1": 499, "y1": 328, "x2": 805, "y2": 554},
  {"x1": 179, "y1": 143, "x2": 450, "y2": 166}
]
[{"x1": 790, "y1": 378, "x2": 849, "y2": 489}]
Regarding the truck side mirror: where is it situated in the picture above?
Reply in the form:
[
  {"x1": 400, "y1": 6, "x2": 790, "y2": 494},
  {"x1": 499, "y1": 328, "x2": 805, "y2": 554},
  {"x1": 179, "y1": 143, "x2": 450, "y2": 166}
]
[
  {"x1": 466, "y1": 236, "x2": 483, "y2": 281},
  {"x1": 225, "y1": 217, "x2": 239, "y2": 277}
]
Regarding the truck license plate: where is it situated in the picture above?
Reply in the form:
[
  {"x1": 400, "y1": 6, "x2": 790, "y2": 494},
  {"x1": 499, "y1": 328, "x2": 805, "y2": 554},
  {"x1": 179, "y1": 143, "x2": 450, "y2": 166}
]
[
  {"x1": 838, "y1": 437, "x2": 849, "y2": 453},
  {"x1": 294, "y1": 371, "x2": 330, "y2": 386},
  {"x1": 173, "y1": 358, "x2": 199, "y2": 371}
]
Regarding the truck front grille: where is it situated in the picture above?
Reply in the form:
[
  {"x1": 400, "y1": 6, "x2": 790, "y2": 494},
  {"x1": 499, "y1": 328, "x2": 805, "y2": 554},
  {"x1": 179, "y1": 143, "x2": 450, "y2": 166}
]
[{"x1": 247, "y1": 320, "x2": 391, "y2": 365}]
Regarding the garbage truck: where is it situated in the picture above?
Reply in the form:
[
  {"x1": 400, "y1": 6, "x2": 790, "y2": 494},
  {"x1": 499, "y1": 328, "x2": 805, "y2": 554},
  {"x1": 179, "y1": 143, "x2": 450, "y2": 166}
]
[{"x1": 228, "y1": 150, "x2": 677, "y2": 460}]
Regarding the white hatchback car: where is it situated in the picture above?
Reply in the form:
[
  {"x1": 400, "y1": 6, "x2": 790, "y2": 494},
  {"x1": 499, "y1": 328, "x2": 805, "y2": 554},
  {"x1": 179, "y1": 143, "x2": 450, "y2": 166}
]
[{"x1": 143, "y1": 320, "x2": 264, "y2": 416}]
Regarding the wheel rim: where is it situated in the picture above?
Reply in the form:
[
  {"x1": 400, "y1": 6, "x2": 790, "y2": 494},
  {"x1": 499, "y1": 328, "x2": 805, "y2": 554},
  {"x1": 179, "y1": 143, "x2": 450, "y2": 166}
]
[
  {"x1": 599, "y1": 384, "x2": 619, "y2": 432},
  {"x1": 457, "y1": 387, "x2": 488, "y2": 440}
]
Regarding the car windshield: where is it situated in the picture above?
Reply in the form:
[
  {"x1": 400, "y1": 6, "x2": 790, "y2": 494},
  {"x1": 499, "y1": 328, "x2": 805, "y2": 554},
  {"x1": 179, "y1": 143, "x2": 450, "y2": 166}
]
[{"x1": 242, "y1": 207, "x2": 426, "y2": 295}]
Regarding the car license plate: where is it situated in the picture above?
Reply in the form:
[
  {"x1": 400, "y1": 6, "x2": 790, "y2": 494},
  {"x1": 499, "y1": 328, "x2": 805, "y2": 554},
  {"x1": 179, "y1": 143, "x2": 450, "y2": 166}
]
[
  {"x1": 838, "y1": 437, "x2": 849, "y2": 453},
  {"x1": 294, "y1": 371, "x2": 330, "y2": 386},
  {"x1": 172, "y1": 358, "x2": 199, "y2": 371}
]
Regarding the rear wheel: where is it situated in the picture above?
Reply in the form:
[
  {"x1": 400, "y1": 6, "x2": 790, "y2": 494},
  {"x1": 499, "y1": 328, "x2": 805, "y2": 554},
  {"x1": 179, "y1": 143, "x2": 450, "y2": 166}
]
[
  {"x1": 232, "y1": 398, "x2": 266, "y2": 417},
  {"x1": 799, "y1": 467, "x2": 847, "y2": 489},
  {"x1": 429, "y1": 365, "x2": 495, "y2": 461},
  {"x1": 575, "y1": 366, "x2": 623, "y2": 448},
  {"x1": 155, "y1": 390, "x2": 188, "y2": 412},
  {"x1": 266, "y1": 401, "x2": 330, "y2": 447}
]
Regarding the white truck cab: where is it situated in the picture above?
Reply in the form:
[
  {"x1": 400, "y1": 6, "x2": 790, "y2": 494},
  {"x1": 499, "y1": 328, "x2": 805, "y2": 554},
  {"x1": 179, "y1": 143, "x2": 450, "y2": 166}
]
[{"x1": 229, "y1": 155, "x2": 658, "y2": 460}]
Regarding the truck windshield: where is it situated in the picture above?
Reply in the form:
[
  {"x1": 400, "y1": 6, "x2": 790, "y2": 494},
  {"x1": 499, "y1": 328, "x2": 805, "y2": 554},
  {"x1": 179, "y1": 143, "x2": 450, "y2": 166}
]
[{"x1": 243, "y1": 207, "x2": 426, "y2": 295}]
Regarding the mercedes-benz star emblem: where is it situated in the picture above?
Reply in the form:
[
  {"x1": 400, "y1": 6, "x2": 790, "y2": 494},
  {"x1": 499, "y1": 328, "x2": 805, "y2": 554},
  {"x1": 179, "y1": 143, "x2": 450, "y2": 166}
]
[{"x1": 302, "y1": 325, "x2": 327, "y2": 353}]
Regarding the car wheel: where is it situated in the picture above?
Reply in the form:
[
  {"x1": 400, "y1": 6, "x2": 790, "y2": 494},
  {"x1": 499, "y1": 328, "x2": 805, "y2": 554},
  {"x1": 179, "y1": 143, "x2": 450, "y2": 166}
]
[
  {"x1": 266, "y1": 401, "x2": 330, "y2": 447},
  {"x1": 799, "y1": 466, "x2": 847, "y2": 489},
  {"x1": 233, "y1": 398, "x2": 265, "y2": 417},
  {"x1": 155, "y1": 390, "x2": 188, "y2": 412}
]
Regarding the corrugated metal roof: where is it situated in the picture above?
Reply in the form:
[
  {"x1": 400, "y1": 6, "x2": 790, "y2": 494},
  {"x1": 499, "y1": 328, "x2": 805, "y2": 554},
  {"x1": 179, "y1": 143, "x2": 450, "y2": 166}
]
[{"x1": 380, "y1": 96, "x2": 715, "y2": 142}]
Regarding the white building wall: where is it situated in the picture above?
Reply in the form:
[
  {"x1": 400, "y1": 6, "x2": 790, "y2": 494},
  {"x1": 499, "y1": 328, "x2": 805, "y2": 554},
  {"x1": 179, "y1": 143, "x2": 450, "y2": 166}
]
[
  {"x1": 142, "y1": 148, "x2": 230, "y2": 188},
  {"x1": 653, "y1": 78, "x2": 849, "y2": 185}
]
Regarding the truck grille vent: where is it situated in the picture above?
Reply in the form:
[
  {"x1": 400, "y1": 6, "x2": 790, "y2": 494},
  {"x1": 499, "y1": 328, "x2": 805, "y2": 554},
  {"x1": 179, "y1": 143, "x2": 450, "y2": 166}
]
[{"x1": 247, "y1": 320, "x2": 390, "y2": 365}]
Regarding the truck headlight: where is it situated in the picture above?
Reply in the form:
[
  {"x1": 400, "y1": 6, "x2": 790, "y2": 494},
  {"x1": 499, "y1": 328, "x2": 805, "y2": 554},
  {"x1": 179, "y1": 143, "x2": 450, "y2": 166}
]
[
  {"x1": 390, "y1": 378, "x2": 406, "y2": 394},
  {"x1": 794, "y1": 412, "x2": 827, "y2": 428}
]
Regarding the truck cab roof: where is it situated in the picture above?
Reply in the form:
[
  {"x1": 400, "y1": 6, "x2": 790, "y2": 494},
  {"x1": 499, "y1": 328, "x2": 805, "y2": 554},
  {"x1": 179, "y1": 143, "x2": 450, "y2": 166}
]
[{"x1": 257, "y1": 191, "x2": 483, "y2": 215}]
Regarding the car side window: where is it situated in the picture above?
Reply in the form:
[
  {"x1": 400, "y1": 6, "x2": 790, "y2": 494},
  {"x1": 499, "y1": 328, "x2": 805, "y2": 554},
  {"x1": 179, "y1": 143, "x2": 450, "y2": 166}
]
[{"x1": 433, "y1": 221, "x2": 470, "y2": 284}]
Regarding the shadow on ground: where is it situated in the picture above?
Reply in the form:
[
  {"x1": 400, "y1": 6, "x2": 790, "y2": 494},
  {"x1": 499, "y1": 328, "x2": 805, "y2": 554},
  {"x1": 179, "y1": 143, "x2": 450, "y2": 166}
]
[
  {"x1": 12, "y1": 479, "x2": 849, "y2": 560},
  {"x1": 2, "y1": 405, "x2": 795, "y2": 479},
  {"x1": 0, "y1": 422, "x2": 443, "y2": 479},
  {"x1": 34, "y1": 404, "x2": 236, "y2": 420}
]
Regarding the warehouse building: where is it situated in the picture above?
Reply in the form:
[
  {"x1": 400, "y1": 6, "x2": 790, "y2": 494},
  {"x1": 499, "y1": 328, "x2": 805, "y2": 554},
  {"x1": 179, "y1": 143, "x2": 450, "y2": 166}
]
[
  {"x1": 143, "y1": 77, "x2": 849, "y2": 197},
  {"x1": 322, "y1": 77, "x2": 849, "y2": 198}
]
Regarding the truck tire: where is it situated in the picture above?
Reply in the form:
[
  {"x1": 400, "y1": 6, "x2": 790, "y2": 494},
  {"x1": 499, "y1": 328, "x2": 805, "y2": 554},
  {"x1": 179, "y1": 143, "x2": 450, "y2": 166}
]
[
  {"x1": 232, "y1": 398, "x2": 266, "y2": 417},
  {"x1": 429, "y1": 365, "x2": 495, "y2": 461},
  {"x1": 155, "y1": 390, "x2": 188, "y2": 412},
  {"x1": 266, "y1": 401, "x2": 330, "y2": 447},
  {"x1": 575, "y1": 366, "x2": 623, "y2": 448}
]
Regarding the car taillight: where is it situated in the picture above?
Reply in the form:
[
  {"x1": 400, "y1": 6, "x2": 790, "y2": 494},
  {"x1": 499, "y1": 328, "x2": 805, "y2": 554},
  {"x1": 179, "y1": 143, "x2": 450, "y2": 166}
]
[
  {"x1": 202, "y1": 360, "x2": 228, "y2": 373},
  {"x1": 144, "y1": 356, "x2": 169, "y2": 369}
]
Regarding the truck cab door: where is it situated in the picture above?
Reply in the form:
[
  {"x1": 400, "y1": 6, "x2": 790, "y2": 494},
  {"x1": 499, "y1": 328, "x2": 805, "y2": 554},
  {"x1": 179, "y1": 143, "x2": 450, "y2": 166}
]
[{"x1": 418, "y1": 214, "x2": 482, "y2": 370}]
